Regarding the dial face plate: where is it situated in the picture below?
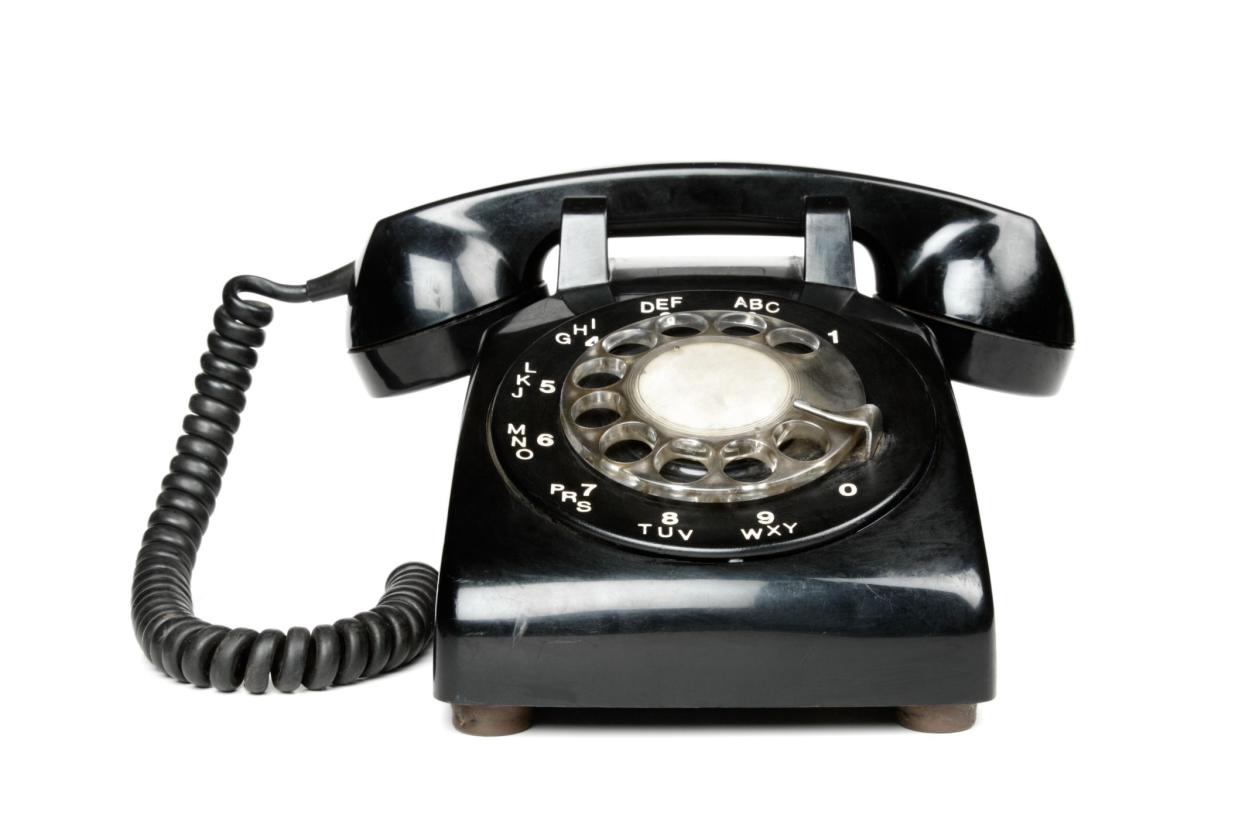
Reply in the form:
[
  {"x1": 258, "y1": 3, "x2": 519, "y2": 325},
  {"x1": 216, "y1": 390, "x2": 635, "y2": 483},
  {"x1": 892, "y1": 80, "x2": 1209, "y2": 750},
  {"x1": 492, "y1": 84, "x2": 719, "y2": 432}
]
[{"x1": 489, "y1": 291, "x2": 935, "y2": 558}]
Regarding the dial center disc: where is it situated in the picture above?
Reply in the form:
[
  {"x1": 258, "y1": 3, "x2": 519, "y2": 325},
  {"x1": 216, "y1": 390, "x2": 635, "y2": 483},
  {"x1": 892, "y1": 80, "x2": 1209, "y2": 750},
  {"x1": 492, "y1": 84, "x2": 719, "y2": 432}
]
[{"x1": 633, "y1": 340, "x2": 792, "y2": 436}]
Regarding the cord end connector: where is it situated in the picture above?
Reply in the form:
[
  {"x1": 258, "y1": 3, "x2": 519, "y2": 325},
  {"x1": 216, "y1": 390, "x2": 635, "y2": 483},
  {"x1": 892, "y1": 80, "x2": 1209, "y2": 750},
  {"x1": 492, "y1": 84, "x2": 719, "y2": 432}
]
[{"x1": 306, "y1": 263, "x2": 355, "y2": 302}]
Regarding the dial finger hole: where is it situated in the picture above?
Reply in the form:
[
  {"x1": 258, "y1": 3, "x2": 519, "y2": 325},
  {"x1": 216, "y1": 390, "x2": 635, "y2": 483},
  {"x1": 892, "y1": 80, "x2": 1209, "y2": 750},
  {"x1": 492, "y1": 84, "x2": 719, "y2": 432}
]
[
  {"x1": 600, "y1": 421, "x2": 657, "y2": 464},
  {"x1": 657, "y1": 312, "x2": 708, "y2": 338},
  {"x1": 659, "y1": 458, "x2": 709, "y2": 482},
  {"x1": 715, "y1": 311, "x2": 768, "y2": 337},
  {"x1": 654, "y1": 438, "x2": 711, "y2": 482},
  {"x1": 571, "y1": 391, "x2": 625, "y2": 429},
  {"x1": 572, "y1": 356, "x2": 627, "y2": 389},
  {"x1": 721, "y1": 439, "x2": 778, "y2": 482},
  {"x1": 774, "y1": 419, "x2": 829, "y2": 462},
  {"x1": 767, "y1": 328, "x2": 821, "y2": 355},
  {"x1": 723, "y1": 458, "x2": 775, "y2": 482},
  {"x1": 603, "y1": 328, "x2": 658, "y2": 356}
]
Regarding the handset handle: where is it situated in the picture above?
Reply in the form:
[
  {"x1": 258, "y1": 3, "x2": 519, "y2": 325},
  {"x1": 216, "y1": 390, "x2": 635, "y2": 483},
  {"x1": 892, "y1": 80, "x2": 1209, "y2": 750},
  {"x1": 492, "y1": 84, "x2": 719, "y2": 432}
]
[{"x1": 352, "y1": 164, "x2": 1072, "y2": 394}]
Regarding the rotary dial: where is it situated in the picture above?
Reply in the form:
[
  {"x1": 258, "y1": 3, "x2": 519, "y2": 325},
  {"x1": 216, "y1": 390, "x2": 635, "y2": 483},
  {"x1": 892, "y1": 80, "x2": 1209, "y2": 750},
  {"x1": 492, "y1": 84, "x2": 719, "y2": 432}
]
[
  {"x1": 488, "y1": 292, "x2": 930, "y2": 558},
  {"x1": 560, "y1": 310, "x2": 881, "y2": 503}
]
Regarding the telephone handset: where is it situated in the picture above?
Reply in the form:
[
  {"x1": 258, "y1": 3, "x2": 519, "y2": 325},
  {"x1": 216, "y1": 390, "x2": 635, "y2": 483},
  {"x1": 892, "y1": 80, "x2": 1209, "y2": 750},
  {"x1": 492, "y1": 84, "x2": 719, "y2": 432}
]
[{"x1": 132, "y1": 164, "x2": 1073, "y2": 734}]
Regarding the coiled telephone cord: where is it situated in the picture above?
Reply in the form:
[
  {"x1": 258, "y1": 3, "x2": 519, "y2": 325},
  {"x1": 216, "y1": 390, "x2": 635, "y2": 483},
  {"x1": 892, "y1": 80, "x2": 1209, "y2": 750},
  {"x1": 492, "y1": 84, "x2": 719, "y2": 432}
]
[{"x1": 130, "y1": 267, "x2": 437, "y2": 693}]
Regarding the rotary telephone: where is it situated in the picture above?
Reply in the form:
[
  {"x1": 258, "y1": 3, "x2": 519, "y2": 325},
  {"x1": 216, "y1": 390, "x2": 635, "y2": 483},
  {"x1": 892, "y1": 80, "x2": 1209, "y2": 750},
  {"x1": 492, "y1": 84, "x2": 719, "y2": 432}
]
[{"x1": 132, "y1": 164, "x2": 1074, "y2": 735}]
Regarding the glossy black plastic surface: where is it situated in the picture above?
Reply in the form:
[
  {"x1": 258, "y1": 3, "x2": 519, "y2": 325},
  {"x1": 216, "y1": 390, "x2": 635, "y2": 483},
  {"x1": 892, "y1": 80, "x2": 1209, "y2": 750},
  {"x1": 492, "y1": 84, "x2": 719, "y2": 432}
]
[
  {"x1": 350, "y1": 163, "x2": 1073, "y2": 395},
  {"x1": 433, "y1": 281, "x2": 995, "y2": 709}
]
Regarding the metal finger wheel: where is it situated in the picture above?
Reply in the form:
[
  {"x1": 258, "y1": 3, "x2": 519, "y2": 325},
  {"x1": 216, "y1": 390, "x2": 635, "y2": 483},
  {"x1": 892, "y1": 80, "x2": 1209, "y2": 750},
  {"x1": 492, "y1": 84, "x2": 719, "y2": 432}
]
[{"x1": 560, "y1": 310, "x2": 883, "y2": 503}]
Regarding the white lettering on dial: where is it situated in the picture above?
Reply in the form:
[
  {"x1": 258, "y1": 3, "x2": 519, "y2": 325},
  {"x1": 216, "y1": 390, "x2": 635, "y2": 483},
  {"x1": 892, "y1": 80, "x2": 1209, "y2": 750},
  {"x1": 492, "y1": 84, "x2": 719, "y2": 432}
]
[
  {"x1": 510, "y1": 363, "x2": 537, "y2": 398},
  {"x1": 639, "y1": 296, "x2": 683, "y2": 313},
  {"x1": 506, "y1": 423, "x2": 552, "y2": 460},
  {"x1": 733, "y1": 296, "x2": 780, "y2": 314},
  {"x1": 740, "y1": 509, "x2": 798, "y2": 540},
  {"x1": 550, "y1": 482, "x2": 597, "y2": 513},
  {"x1": 637, "y1": 513, "x2": 694, "y2": 541},
  {"x1": 556, "y1": 318, "x2": 599, "y2": 346}
]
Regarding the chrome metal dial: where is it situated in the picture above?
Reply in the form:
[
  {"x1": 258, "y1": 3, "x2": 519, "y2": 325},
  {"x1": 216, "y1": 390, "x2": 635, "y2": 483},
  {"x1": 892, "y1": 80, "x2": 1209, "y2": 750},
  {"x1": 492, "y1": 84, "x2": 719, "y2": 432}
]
[{"x1": 560, "y1": 310, "x2": 882, "y2": 503}]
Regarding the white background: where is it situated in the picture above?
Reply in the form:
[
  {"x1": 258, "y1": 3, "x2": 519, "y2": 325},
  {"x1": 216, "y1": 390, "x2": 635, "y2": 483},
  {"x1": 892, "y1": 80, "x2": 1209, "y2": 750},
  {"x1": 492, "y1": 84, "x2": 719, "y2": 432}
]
[{"x1": 3, "y1": 2, "x2": 1239, "y2": 825}]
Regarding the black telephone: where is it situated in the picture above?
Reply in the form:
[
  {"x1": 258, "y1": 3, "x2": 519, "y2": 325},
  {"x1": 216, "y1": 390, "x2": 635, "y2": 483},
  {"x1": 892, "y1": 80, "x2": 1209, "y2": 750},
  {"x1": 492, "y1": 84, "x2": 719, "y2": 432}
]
[{"x1": 132, "y1": 164, "x2": 1073, "y2": 734}]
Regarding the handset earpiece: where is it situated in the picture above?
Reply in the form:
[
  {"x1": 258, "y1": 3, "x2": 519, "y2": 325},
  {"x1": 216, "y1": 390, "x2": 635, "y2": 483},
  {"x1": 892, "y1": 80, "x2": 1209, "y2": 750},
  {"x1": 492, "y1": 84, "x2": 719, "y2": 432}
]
[
  {"x1": 350, "y1": 207, "x2": 550, "y2": 395},
  {"x1": 876, "y1": 208, "x2": 1073, "y2": 395}
]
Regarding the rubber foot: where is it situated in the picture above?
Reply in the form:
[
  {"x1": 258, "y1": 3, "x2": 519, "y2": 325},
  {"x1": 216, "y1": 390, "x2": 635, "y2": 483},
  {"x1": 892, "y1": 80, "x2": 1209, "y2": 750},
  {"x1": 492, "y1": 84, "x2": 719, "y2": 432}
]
[
  {"x1": 451, "y1": 704, "x2": 534, "y2": 736},
  {"x1": 896, "y1": 703, "x2": 977, "y2": 733}
]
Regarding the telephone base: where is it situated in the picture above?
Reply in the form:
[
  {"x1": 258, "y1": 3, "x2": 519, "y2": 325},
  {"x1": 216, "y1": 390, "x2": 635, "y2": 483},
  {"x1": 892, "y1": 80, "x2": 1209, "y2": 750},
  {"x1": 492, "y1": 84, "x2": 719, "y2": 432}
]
[{"x1": 437, "y1": 288, "x2": 997, "y2": 725}]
